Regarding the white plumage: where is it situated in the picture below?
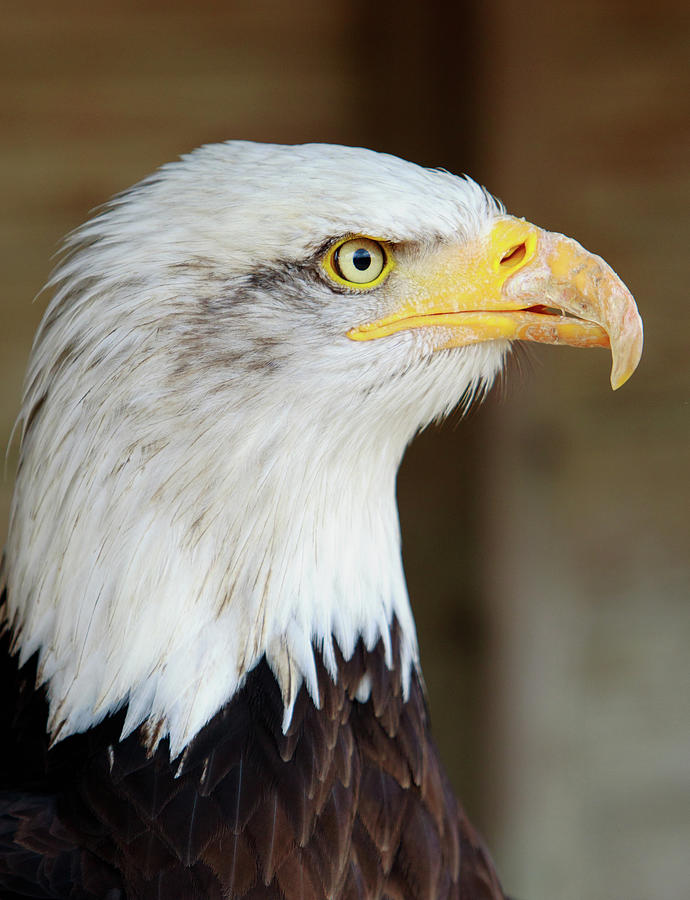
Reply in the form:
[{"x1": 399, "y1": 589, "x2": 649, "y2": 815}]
[{"x1": 5, "y1": 142, "x2": 506, "y2": 757}]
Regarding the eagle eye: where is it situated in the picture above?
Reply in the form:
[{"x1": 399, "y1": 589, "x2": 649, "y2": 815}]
[{"x1": 325, "y1": 237, "x2": 390, "y2": 287}]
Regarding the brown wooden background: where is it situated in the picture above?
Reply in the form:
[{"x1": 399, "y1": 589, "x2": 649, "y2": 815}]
[{"x1": 1, "y1": 2, "x2": 688, "y2": 898}]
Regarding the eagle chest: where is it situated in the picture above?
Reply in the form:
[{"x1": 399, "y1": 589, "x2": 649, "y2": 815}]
[{"x1": 41, "y1": 630, "x2": 499, "y2": 899}]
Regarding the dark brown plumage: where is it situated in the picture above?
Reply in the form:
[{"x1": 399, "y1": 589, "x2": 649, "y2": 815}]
[{"x1": 0, "y1": 610, "x2": 505, "y2": 899}]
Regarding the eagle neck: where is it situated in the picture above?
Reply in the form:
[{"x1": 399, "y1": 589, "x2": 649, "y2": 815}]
[{"x1": 5, "y1": 387, "x2": 420, "y2": 757}]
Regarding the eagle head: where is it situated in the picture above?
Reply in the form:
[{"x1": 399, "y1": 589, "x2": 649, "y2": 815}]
[{"x1": 3, "y1": 142, "x2": 642, "y2": 756}]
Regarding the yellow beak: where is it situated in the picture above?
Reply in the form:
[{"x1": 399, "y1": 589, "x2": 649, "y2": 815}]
[{"x1": 347, "y1": 217, "x2": 643, "y2": 390}]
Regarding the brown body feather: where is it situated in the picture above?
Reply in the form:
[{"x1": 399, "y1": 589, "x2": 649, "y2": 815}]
[{"x1": 0, "y1": 610, "x2": 506, "y2": 899}]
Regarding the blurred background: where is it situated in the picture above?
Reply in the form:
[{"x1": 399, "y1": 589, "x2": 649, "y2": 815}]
[{"x1": 1, "y1": 1, "x2": 688, "y2": 897}]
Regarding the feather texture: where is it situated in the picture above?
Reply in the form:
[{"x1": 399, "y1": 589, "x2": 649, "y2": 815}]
[
  {"x1": 0, "y1": 141, "x2": 513, "y2": 899},
  {"x1": 3, "y1": 142, "x2": 504, "y2": 756},
  {"x1": 0, "y1": 615, "x2": 506, "y2": 899}
]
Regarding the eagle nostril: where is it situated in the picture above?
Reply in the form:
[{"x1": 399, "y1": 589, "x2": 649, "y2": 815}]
[{"x1": 500, "y1": 242, "x2": 527, "y2": 267}]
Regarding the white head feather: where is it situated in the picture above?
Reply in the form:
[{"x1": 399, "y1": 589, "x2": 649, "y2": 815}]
[{"x1": 4, "y1": 142, "x2": 505, "y2": 756}]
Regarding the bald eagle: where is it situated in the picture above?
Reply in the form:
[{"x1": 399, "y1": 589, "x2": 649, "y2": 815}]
[{"x1": 0, "y1": 142, "x2": 642, "y2": 899}]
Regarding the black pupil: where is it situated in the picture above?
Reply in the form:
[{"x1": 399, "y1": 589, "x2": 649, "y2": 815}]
[{"x1": 352, "y1": 248, "x2": 372, "y2": 271}]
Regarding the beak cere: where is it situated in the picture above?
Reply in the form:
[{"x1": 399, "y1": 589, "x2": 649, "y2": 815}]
[{"x1": 348, "y1": 216, "x2": 644, "y2": 390}]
